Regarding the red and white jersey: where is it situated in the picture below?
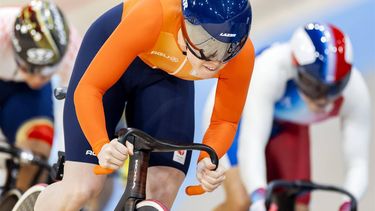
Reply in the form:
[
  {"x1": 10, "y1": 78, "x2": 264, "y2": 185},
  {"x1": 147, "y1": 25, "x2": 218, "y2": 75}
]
[{"x1": 0, "y1": 6, "x2": 81, "y2": 86}]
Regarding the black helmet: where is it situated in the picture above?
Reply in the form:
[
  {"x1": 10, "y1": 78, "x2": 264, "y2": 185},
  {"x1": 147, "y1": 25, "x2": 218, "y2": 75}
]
[{"x1": 12, "y1": 0, "x2": 70, "y2": 75}]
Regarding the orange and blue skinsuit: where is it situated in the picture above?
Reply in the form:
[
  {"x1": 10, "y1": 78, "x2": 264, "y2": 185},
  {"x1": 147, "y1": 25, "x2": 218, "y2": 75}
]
[{"x1": 63, "y1": 0, "x2": 254, "y2": 174}]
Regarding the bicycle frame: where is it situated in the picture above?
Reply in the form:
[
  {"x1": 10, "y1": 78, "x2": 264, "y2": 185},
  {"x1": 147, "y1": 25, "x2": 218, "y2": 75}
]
[
  {"x1": 115, "y1": 150, "x2": 149, "y2": 211},
  {"x1": 265, "y1": 180, "x2": 357, "y2": 211}
]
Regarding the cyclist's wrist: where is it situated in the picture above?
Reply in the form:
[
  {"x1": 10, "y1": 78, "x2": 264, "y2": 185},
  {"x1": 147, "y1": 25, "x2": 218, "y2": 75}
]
[
  {"x1": 198, "y1": 152, "x2": 209, "y2": 162},
  {"x1": 92, "y1": 138, "x2": 110, "y2": 156},
  {"x1": 250, "y1": 187, "x2": 266, "y2": 203}
]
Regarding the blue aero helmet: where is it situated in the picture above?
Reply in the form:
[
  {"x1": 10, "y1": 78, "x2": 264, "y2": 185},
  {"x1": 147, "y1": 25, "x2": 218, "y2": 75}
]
[
  {"x1": 181, "y1": 0, "x2": 252, "y2": 63},
  {"x1": 291, "y1": 23, "x2": 353, "y2": 100}
]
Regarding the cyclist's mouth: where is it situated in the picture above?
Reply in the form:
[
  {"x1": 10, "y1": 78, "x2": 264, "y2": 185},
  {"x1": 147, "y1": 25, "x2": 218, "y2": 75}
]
[{"x1": 204, "y1": 65, "x2": 217, "y2": 72}]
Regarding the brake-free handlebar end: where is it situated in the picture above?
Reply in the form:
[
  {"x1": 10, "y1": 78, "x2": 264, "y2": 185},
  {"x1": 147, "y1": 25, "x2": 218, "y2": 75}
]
[
  {"x1": 93, "y1": 165, "x2": 114, "y2": 175},
  {"x1": 185, "y1": 185, "x2": 206, "y2": 196}
]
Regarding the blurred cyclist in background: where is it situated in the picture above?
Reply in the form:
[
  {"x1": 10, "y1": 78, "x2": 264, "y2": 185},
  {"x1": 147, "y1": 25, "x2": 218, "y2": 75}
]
[
  {"x1": 203, "y1": 22, "x2": 371, "y2": 211},
  {"x1": 0, "y1": 0, "x2": 80, "y2": 192}
]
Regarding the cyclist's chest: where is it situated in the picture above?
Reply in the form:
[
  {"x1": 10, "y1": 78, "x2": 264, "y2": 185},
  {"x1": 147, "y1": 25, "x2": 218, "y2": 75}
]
[
  {"x1": 138, "y1": 32, "x2": 216, "y2": 81},
  {"x1": 274, "y1": 80, "x2": 343, "y2": 125}
]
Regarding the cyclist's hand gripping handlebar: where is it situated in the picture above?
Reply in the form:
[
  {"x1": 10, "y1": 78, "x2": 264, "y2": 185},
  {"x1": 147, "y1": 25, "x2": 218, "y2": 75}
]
[
  {"x1": 184, "y1": 147, "x2": 218, "y2": 196},
  {"x1": 93, "y1": 128, "x2": 219, "y2": 196},
  {"x1": 93, "y1": 133, "x2": 129, "y2": 175}
]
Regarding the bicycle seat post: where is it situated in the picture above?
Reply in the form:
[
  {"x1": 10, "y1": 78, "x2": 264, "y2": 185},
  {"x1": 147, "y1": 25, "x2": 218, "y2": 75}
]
[{"x1": 115, "y1": 136, "x2": 151, "y2": 211}]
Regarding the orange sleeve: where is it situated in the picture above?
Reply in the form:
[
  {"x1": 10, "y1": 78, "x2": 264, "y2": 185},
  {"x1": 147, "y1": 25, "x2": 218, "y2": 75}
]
[
  {"x1": 74, "y1": 0, "x2": 163, "y2": 155},
  {"x1": 199, "y1": 39, "x2": 255, "y2": 160}
]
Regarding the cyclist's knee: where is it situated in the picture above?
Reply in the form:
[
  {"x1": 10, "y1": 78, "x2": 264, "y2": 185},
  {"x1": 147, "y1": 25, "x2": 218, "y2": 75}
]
[
  {"x1": 214, "y1": 189, "x2": 250, "y2": 211},
  {"x1": 60, "y1": 164, "x2": 106, "y2": 204},
  {"x1": 63, "y1": 180, "x2": 103, "y2": 204},
  {"x1": 147, "y1": 167, "x2": 184, "y2": 196},
  {"x1": 69, "y1": 187, "x2": 96, "y2": 205},
  {"x1": 223, "y1": 168, "x2": 250, "y2": 210},
  {"x1": 146, "y1": 167, "x2": 185, "y2": 208},
  {"x1": 238, "y1": 198, "x2": 250, "y2": 210},
  {"x1": 215, "y1": 199, "x2": 249, "y2": 211},
  {"x1": 230, "y1": 195, "x2": 250, "y2": 210},
  {"x1": 148, "y1": 181, "x2": 174, "y2": 196},
  {"x1": 15, "y1": 118, "x2": 53, "y2": 157}
]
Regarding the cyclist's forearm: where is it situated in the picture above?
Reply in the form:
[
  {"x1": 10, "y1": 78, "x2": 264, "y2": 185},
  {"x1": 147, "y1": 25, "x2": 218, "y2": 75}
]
[
  {"x1": 340, "y1": 68, "x2": 371, "y2": 201},
  {"x1": 238, "y1": 86, "x2": 276, "y2": 194},
  {"x1": 238, "y1": 141, "x2": 267, "y2": 194},
  {"x1": 74, "y1": 83, "x2": 110, "y2": 155},
  {"x1": 199, "y1": 121, "x2": 237, "y2": 160},
  {"x1": 342, "y1": 121, "x2": 370, "y2": 200},
  {"x1": 200, "y1": 40, "x2": 254, "y2": 161},
  {"x1": 343, "y1": 159, "x2": 368, "y2": 201},
  {"x1": 341, "y1": 107, "x2": 371, "y2": 200},
  {"x1": 238, "y1": 118, "x2": 269, "y2": 194}
]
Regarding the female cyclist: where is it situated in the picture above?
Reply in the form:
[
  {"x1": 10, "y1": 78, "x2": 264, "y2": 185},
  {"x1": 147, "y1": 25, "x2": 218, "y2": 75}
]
[{"x1": 35, "y1": 0, "x2": 255, "y2": 210}]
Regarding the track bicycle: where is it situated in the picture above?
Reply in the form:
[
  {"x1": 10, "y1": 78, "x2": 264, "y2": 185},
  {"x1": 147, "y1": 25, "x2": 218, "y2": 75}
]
[
  {"x1": 265, "y1": 180, "x2": 357, "y2": 211},
  {"x1": 0, "y1": 141, "x2": 53, "y2": 210}
]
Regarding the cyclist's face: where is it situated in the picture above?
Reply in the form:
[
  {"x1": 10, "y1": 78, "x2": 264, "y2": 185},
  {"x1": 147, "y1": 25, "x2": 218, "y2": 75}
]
[
  {"x1": 186, "y1": 49, "x2": 226, "y2": 78},
  {"x1": 19, "y1": 68, "x2": 52, "y2": 89},
  {"x1": 300, "y1": 93, "x2": 335, "y2": 113},
  {"x1": 16, "y1": 59, "x2": 54, "y2": 89},
  {"x1": 177, "y1": 29, "x2": 226, "y2": 78}
]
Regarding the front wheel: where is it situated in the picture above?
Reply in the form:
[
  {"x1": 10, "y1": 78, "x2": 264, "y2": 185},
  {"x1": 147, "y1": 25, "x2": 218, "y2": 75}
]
[
  {"x1": 136, "y1": 199, "x2": 169, "y2": 211},
  {"x1": 0, "y1": 189, "x2": 22, "y2": 211},
  {"x1": 12, "y1": 184, "x2": 46, "y2": 211}
]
